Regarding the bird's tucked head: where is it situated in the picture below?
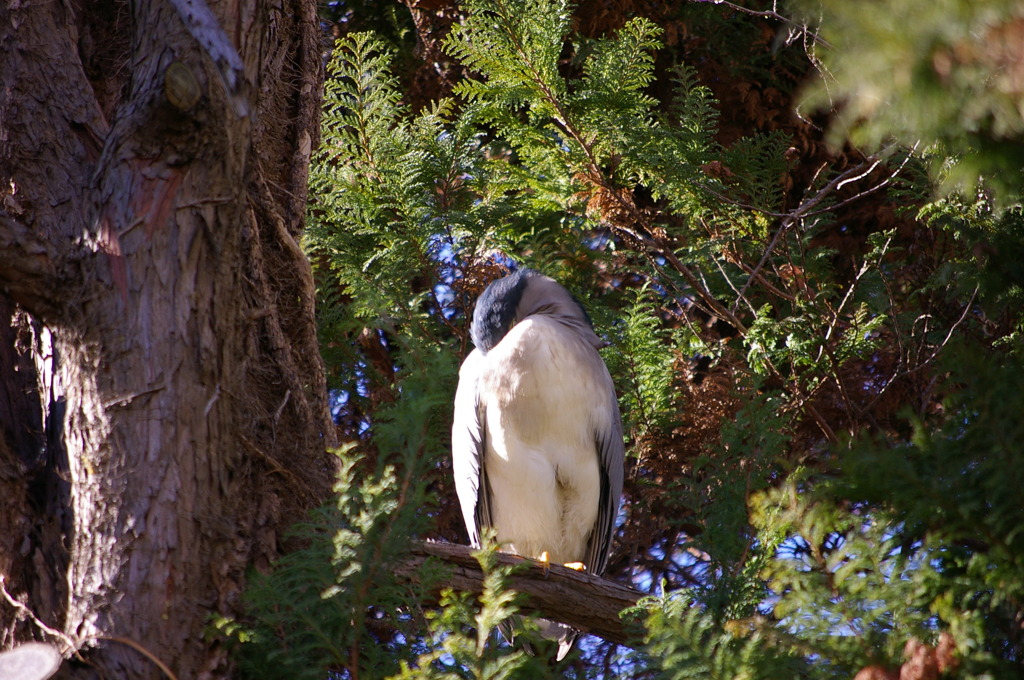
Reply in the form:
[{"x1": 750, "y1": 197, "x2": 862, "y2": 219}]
[{"x1": 470, "y1": 269, "x2": 602, "y2": 353}]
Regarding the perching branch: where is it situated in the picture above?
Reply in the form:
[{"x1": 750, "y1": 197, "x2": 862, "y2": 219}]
[{"x1": 398, "y1": 541, "x2": 645, "y2": 648}]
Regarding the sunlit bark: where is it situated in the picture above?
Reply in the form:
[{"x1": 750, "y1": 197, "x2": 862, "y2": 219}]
[{"x1": 0, "y1": 0, "x2": 333, "y2": 677}]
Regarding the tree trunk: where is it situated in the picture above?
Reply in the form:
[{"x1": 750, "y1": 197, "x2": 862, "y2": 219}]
[{"x1": 0, "y1": 0, "x2": 333, "y2": 678}]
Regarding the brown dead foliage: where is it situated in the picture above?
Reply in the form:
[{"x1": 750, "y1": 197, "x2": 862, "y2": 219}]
[
  {"x1": 854, "y1": 667, "x2": 900, "y2": 680},
  {"x1": 853, "y1": 633, "x2": 959, "y2": 680}
]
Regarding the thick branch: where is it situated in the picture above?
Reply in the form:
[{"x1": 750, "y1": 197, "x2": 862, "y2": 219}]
[{"x1": 399, "y1": 541, "x2": 645, "y2": 648}]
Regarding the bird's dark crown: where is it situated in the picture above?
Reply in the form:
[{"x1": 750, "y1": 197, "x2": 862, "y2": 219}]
[
  {"x1": 470, "y1": 269, "x2": 598, "y2": 353},
  {"x1": 470, "y1": 269, "x2": 532, "y2": 352}
]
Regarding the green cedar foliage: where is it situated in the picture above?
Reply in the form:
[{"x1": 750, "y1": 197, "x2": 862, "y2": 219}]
[
  {"x1": 390, "y1": 543, "x2": 555, "y2": 680},
  {"x1": 601, "y1": 283, "x2": 681, "y2": 444},
  {"x1": 794, "y1": 0, "x2": 1024, "y2": 202},
  {"x1": 746, "y1": 349, "x2": 1024, "y2": 678},
  {"x1": 229, "y1": 368, "x2": 449, "y2": 679},
  {"x1": 642, "y1": 589, "x2": 806, "y2": 680},
  {"x1": 836, "y1": 348, "x2": 1024, "y2": 675},
  {"x1": 233, "y1": 0, "x2": 1024, "y2": 678}
]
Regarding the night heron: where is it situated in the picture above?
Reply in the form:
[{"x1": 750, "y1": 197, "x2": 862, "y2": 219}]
[{"x1": 451, "y1": 268, "x2": 624, "y2": 660}]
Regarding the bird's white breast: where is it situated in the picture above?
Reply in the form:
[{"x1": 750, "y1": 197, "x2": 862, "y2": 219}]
[{"x1": 479, "y1": 316, "x2": 614, "y2": 564}]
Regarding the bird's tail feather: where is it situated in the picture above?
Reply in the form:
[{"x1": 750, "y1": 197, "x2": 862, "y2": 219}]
[
  {"x1": 537, "y1": 618, "x2": 579, "y2": 661},
  {"x1": 499, "y1": 616, "x2": 579, "y2": 661}
]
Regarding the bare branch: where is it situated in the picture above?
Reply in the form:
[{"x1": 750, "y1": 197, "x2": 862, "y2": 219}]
[
  {"x1": 731, "y1": 157, "x2": 890, "y2": 313},
  {"x1": 800, "y1": 144, "x2": 919, "y2": 219},
  {"x1": 398, "y1": 541, "x2": 646, "y2": 648},
  {"x1": 94, "y1": 636, "x2": 180, "y2": 680},
  {"x1": 689, "y1": 0, "x2": 831, "y2": 47}
]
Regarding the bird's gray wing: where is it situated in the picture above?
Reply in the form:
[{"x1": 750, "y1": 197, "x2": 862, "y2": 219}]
[
  {"x1": 585, "y1": 374, "x2": 625, "y2": 577},
  {"x1": 451, "y1": 349, "x2": 492, "y2": 547}
]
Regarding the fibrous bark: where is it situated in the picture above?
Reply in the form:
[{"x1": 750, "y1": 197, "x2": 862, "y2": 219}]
[
  {"x1": 0, "y1": 0, "x2": 334, "y2": 678},
  {"x1": 400, "y1": 542, "x2": 645, "y2": 648}
]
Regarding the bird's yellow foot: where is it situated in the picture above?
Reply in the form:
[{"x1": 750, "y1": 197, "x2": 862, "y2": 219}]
[
  {"x1": 563, "y1": 561, "x2": 586, "y2": 571},
  {"x1": 538, "y1": 551, "x2": 551, "y2": 576}
]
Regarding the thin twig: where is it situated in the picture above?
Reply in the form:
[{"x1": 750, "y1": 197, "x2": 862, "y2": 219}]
[
  {"x1": 733, "y1": 258, "x2": 797, "y2": 304},
  {"x1": 861, "y1": 287, "x2": 979, "y2": 414},
  {"x1": 731, "y1": 159, "x2": 873, "y2": 312},
  {"x1": 818, "y1": 233, "x2": 892, "y2": 361},
  {"x1": 689, "y1": 0, "x2": 831, "y2": 47},
  {"x1": 800, "y1": 143, "x2": 919, "y2": 219},
  {"x1": 95, "y1": 636, "x2": 180, "y2": 680},
  {"x1": 102, "y1": 383, "x2": 166, "y2": 409},
  {"x1": 0, "y1": 576, "x2": 78, "y2": 655},
  {"x1": 239, "y1": 434, "x2": 317, "y2": 504}
]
